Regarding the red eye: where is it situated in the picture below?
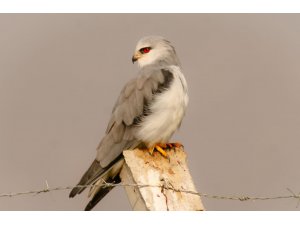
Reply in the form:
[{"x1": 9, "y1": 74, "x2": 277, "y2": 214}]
[{"x1": 140, "y1": 47, "x2": 151, "y2": 54}]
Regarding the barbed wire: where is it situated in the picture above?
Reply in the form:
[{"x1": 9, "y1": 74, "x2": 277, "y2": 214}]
[{"x1": 0, "y1": 180, "x2": 299, "y2": 207}]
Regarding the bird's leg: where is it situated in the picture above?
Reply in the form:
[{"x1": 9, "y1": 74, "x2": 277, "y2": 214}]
[
  {"x1": 147, "y1": 143, "x2": 183, "y2": 158},
  {"x1": 154, "y1": 145, "x2": 168, "y2": 158},
  {"x1": 147, "y1": 144, "x2": 168, "y2": 158}
]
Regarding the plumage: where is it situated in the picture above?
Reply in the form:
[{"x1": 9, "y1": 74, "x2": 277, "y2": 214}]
[{"x1": 69, "y1": 36, "x2": 188, "y2": 210}]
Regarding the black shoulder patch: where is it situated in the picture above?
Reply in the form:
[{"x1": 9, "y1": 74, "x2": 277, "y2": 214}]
[
  {"x1": 132, "y1": 98, "x2": 151, "y2": 125},
  {"x1": 132, "y1": 69, "x2": 174, "y2": 126},
  {"x1": 154, "y1": 69, "x2": 174, "y2": 94}
]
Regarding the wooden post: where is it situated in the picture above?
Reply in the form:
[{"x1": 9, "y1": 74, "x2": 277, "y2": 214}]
[{"x1": 120, "y1": 147, "x2": 204, "y2": 211}]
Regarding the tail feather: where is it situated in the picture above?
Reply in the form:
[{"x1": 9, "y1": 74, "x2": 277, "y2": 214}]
[
  {"x1": 69, "y1": 154, "x2": 124, "y2": 210},
  {"x1": 69, "y1": 160, "x2": 104, "y2": 198},
  {"x1": 84, "y1": 175, "x2": 121, "y2": 211}
]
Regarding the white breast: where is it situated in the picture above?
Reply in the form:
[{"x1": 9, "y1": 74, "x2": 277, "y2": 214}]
[{"x1": 136, "y1": 66, "x2": 189, "y2": 147}]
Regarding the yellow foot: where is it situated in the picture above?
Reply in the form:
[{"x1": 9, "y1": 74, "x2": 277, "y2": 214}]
[
  {"x1": 148, "y1": 144, "x2": 168, "y2": 158},
  {"x1": 155, "y1": 145, "x2": 168, "y2": 158},
  {"x1": 147, "y1": 142, "x2": 184, "y2": 158}
]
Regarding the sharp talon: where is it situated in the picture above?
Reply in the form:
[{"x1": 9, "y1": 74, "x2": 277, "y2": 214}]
[
  {"x1": 148, "y1": 147, "x2": 154, "y2": 155},
  {"x1": 158, "y1": 143, "x2": 167, "y2": 149},
  {"x1": 166, "y1": 143, "x2": 173, "y2": 149},
  {"x1": 172, "y1": 142, "x2": 183, "y2": 148}
]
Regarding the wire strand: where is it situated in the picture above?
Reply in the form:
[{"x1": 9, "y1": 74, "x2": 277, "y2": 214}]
[{"x1": 0, "y1": 181, "x2": 299, "y2": 207}]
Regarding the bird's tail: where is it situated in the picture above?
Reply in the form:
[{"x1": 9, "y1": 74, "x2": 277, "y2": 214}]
[
  {"x1": 69, "y1": 155, "x2": 124, "y2": 210},
  {"x1": 84, "y1": 175, "x2": 121, "y2": 211},
  {"x1": 69, "y1": 159, "x2": 104, "y2": 198}
]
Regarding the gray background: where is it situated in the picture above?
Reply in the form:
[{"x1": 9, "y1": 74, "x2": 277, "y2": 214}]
[{"x1": 0, "y1": 14, "x2": 300, "y2": 210}]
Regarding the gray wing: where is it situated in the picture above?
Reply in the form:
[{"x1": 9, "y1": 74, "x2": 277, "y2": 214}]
[
  {"x1": 96, "y1": 66, "x2": 174, "y2": 167},
  {"x1": 69, "y1": 67, "x2": 174, "y2": 209}
]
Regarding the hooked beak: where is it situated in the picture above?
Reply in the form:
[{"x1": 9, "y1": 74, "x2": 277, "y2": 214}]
[{"x1": 132, "y1": 52, "x2": 142, "y2": 64}]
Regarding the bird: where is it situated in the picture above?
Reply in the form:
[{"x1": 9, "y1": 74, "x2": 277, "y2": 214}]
[{"x1": 69, "y1": 35, "x2": 189, "y2": 210}]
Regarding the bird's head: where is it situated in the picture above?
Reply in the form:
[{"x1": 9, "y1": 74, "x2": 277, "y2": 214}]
[{"x1": 132, "y1": 36, "x2": 180, "y2": 68}]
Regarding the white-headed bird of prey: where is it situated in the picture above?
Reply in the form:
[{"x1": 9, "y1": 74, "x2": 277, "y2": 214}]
[{"x1": 69, "y1": 36, "x2": 189, "y2": 210}]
